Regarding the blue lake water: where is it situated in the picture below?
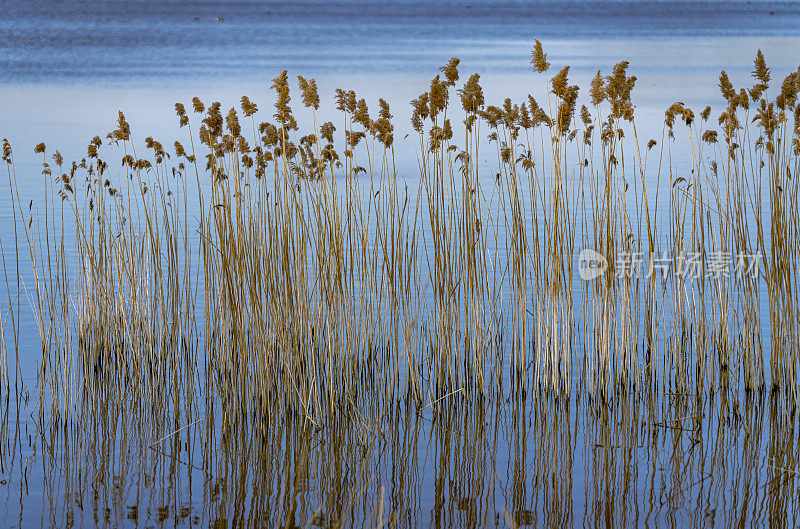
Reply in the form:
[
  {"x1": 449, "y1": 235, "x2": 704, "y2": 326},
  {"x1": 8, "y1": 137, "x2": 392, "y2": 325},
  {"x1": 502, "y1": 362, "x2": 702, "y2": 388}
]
[{"x1": 1, "y1": 1, "x2": 800, "y2": 526}]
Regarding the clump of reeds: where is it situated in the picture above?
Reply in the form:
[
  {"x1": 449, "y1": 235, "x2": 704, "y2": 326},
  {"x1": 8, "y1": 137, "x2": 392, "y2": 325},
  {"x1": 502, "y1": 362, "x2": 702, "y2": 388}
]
[{"x1": 2, "y1": 42, "x2": 798, "y2": 453}]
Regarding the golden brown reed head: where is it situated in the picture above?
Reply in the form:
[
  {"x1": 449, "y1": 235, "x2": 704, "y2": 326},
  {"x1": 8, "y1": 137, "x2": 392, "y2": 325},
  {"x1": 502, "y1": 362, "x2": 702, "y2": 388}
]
[
  {"x1": 439, "y1": 57, "x2": 460, "y2": 87},
  {"x1": 702, "y1": 130, "x2": 718, "y2": 144},
  {"x1": 297, "y1": 76, "x2": 320, "y2": 110},
  {"x1": 225, "y1": 107, "x2": 241, "y2": 137},
  {"x1": 719, "y1": 71, "x2": 736, "y2": 103},
  {"x1": 116, "y1": 111, "x2": 131, "y2": 141},
  {"x1": 175, "y1": 103, "x2": 188, "y2": 127},
  {"x1": 354, "y1": 98, "x2": 370, "y2": 128},
  {"x1": 550, "y1": 66, "x2": 570, "y2": 99},
  {"x1": 428, "y1": 75, "x2": 447, "y2": 120},
  {"x1": 192, "y1": 97, "x2": 205, "y2": 114},
  {"x1": 605, "y1": 62, "x2": 636, "y2": 121},
  {"x1": 750, "y1": 49, "x2": 771, "y2": 101},
  {"x1": 240, "y1": 95, "x2": 258, "y2": 117},
  {"x1": 590, "y1": 70, "x2": 605, "y2": 106},
  {"x1": 2, "y1": 139, "x2": 11, "y2": 163},
  {"x1": 530, "y1": 38, "x2": 550, "y2": 73},
  {"x1": 410, "y1": 92, "x2": 429, "y2": 132},
  {"x1": 458, "y1": 73, "x2": 484, "y2": 115}
]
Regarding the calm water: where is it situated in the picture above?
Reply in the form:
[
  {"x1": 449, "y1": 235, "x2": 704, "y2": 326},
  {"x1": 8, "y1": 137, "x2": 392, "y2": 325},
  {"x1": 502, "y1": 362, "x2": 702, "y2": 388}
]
[
  {"x1": 1, "y1": 1, "x2": 800, "y2": 526},
  {"x1": 3, "y1": 0, "x2": 800, "y2": 167}
]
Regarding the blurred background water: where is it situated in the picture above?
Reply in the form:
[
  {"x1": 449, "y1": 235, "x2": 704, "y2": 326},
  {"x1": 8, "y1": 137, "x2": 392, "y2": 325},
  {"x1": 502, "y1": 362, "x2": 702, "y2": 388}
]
[{"x1": 2, "y1": 0, "x2": 800, "y2": 171}]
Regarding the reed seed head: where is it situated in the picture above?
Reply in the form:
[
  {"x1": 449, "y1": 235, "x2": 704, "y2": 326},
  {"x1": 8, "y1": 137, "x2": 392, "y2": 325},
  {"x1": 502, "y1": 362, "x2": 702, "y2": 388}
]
[
  {"x1": 550, "y1": 66, "x2": 570, "y2": 98},
  {"x1": 226, "y1": 108, "x2": 241, "y2": 137},
  {"x1": 1, "y1": 139, "x2": 11, "y2": 163},
  {"x1": 752, "y1": 49, "x2": 771, "y2": 86},
  {"x1": 175, "y1": 103, "x2": 189, "y2": 127},
  {"x1": 439, "y1": 57, "x2": 460, "y2": 87},
  {"x1": 354, "y1": 99, "x2": 370, "y2": 128},
  {"x1": 719, "y1": 71, "x2": 736, "y2": 102},
  {"x1": 297, "y1": 76, "x2": 320, "y2": 110},
  {"x1": 241, "y1": 96, "x2": 259, "y2": 117},
  {"x1": 458, "y1": 73, "x2": 484, "y2": 114},
  {"x1": 192, "y1": 97, "x2": 205, "y2": 114},
  {"x1": 702, "y1": 130, "x2": 718, "y2": 143},
  {"x1": 271, "y1": 70, "x2": 294, "y2": 127},
  {"x1": 590, "y1": 70, "x2": 605, "y2": 106},
  {"x1": 605, "y1": 62, "x2": 636, "y2": 121},
  {"x1": 530, "y1": 38, "x2": 550, "y2": 73}
]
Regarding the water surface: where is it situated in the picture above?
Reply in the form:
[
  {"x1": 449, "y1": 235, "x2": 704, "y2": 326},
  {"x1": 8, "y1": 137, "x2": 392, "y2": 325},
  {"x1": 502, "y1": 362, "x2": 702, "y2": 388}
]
[{"x1": 1, "y1": 1, "x2": 799, "y2": 526}]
